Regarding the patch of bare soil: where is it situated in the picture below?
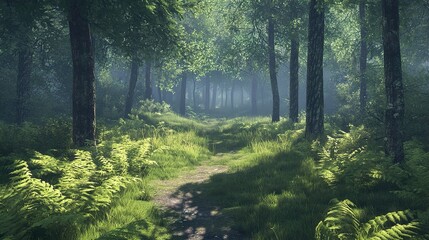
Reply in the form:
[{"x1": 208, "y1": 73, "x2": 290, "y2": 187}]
[{"x1": 152, "y1": 156, "x2": 245, "y2": 239}]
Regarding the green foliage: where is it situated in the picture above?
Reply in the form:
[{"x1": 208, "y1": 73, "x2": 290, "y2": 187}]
[
  {"x1": 0, "y1": 119, "x2": 72, "y2": 155},
  {"x1": 317, "y1": 125, "x2": 386, "y2": 191},
  {"x1": 0, "y1": 159, "x2": 73, "y2": 239},
  {"x1": 135, "y1": 99, "x2": 172, "y2": 115},
  {"x1": 315, "y1": 199, "x2": 420, "y2": 240},
  {"x1": 0, "y1": 148, "x2": 137, "y2": 239},
  {"x1": 382, "y1": 141, "x2": 429, "y2": 209}
]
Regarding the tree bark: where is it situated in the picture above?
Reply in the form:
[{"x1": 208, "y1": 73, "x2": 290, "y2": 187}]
[
  {"x1": 225, "y1": 85, "x2": 228, "y2": 108},
  {"x1": 251, "y1": 75, "x2": 257, "y2": 115},
  {"x1": 16, "y1": 46, "x2": 33, "y2": 124},
  {"x1": 289, "y1": 36, "x2": 299, "y2": 123},
  {"x1": 382, "y1": 0, "x2": 404, "y2": 163},
  {"x1": 69, "y1": 0, "x2": 96, "y2": 147},
  {"x1": 230, "y1": 81, "x2": 235, "y2": 109},
  {"x1": 211, "y1": 82, "x2": 217, "y2": 109},
  {"x1": 205, "y1": 78, "x2": 210, "y2": 111},
  {"x1": 193, "y1": 79, "x2": 196, "y2": 109},
  {"x1": 268, "y1": 17, "x2": 280, "y2": 122},
  {"x1": 144, "y1": 61, "x2": 152, "y2": 100},
  {"x1": 179, "y1": 72, "x2": 187, "y2": 116},
  {"x1": 359, "y1": 0, "x2": 368, "y2": 114},
  {"x1": 157, "y1": 86, "x2": 163, "y2": 102},
  {"x1": 240, "y1": 83, "x2": 244, "y2": 106},
  {"x1": 305, "y1": 0, "x2": 325, "y2": 139},
  {"x1": 124, "y1": 58, "x2": 139, "y2": 118}
]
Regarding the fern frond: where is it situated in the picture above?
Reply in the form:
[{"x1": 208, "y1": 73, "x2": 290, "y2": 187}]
[{"x1": 316, "y1": 200, "x2": 422, "y2": 240}]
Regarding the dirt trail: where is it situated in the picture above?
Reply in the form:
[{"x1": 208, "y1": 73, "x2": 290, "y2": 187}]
[{"x1": 152, "y1": 154, "x2": 245, "y2": 240}]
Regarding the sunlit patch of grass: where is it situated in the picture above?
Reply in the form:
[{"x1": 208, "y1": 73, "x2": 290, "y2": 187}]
[
  {"x1": 171, "y1": 133, "x2": 334, "y2": 239},
  {"x1": 147, "y1": 131, "x2": 211, "y2": 180},
  {"x1": 141, "y1": 112, "x2": 213, "y2": 132},
  {"x1": 78, "y1": 181, "x2": 171, "y2": 240}
]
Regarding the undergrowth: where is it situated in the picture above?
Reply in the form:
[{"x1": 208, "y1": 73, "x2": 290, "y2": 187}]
[
  {"x1": 1, "y1": 111, "x2": 429, "y2": 239},
  {"x1": 0, "y1": 108, "x2": 210, "y2": 239}
]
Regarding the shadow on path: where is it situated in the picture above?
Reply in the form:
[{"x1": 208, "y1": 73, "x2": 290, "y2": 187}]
[{"x1": 152, "y1": 155, "x2": 247, "y2": 240}]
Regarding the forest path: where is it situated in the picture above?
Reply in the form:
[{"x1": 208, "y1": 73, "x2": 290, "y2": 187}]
[{"x1": 152, "y1": 152, "x2": 246, "y2": 240}]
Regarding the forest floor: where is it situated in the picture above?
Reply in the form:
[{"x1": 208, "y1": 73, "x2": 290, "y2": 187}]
[{"x1": 152, "y1": 153, "x2": 246, "y2": 240}]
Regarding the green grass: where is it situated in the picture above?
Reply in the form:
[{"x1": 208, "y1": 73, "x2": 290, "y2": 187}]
[
  {"x1": 2, "y1": 114, "x2": 427, "y2": 239},
  {"x1": 172, "y1": 135, "x2": 334, "y2": 239},
  {"x1": 77, "y1": 116, "x2": 212, "y2": 239},
  {"x1": 79, "y1": 181, "x2": 171, "y2": 240}
]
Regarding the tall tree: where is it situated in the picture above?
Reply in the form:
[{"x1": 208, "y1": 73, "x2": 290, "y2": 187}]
[
  {"x1": 289, "y1": 36, "x2": 299, "y2": 122},
  {"x1": 124, "y1": 57, "x2": 139, "y2": 118},
  {"x1": 359, "y1": 0, "x2": 368, "y2": 114},
  {"x1": 382, "y1": 0, "x2": 404, "y2": 163},
  {"x1": 205, "y1": 78, "x2": 210, "y2": 110},
  {"x1": 68, "y1": 0, "x2": 96, "y2": 146},
  {"x1": 288, "y1": 0, "x2": 302, "y2": 123},
  {"x1": 16, "y1": 40, "x2": 33, "y2": 124},
  {"x1": 230, "y1": 80, "x2": 235, "y2": 109},
  {"x1": 305, "y1": 0, "x2": 325, "y2": 139},
  {"x1": 251, "y1": 74, "x2": 258, "y2": 115},
  {"x1": 179, "y1": 72, "x2": 187, "y2": 115},
  {"x1": 211, "y1": 82, "x2": 217, "y2": 109},
  {"x1": 268, "y1": 15, "x2": 280, "y2": 122},
  {"x1": 144, "y1": 61, "x2": 152, "y2": 100}
]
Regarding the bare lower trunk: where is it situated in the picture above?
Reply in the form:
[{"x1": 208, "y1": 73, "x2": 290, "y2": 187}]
[
  {"x1": 16, "y1": 46, "x2": 33, "y2": 124},
  {"x1": 193, "y1": 79, "x2": 196, "y2": 109},
  {"x1": 230, "y1": 81, "x2": 235, "y2": 109},
  {"x1": 382, "y1": 0, "x2": 404, "y2": 163},
  {"x1": 305, "y1": 0, "x2": 325, "y2": 139},
  {"x1": 157, "y1": 86, "x2": 162, "y2": 102},
  {"x1": 289, "y1": 37, "x2": 299, "y2": 122},
  {"x1": 268, "y1": 17, "x2": 280, "y2": 122},
  {"x1": 240, "y1": 83, "x2": 244, "y2": 106},
  {"x1": 179, "y1": 72, "x2": 187, "y2": 116},
  {"x1": 211, "y1": 83, "x2": 217, "y2": 109},
  {"x1": 205, "y1": 79, "x2": 210, "y2": 111},
  {"x1": 69, "y1": 0, "x2": 96, "y2": 147},
  {"x1": 144, "y1": 61, "x2": 152, "y2": 100},
  {"x1": 251, "y1": 75, "x2": 257, "y2": 115},
  {"x1": 359, "y1": 0, "x2": 368, "y2": 114},
  {"x1": 124, "y1": 58, "x2": 139, "y2": 118}
]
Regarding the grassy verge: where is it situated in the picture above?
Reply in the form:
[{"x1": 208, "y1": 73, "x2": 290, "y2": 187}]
[
  {"x1": 163, "y1": 117, "x2": 426, "y2": 239},
  {"x1": 77, "y1": 114, "x2": 212, "y2": 239}
]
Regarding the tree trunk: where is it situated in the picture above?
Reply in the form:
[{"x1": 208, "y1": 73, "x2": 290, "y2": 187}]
[
  {"x1": 289, "y1": 36, "x2": 299, "y2": 123},
  {"x1": 240, "y1": 83, "x2": 244, "y2": 106},
  {"x1": 230, "y1": 81, "x2": 235, "y2": 109},
  {"x1": 205, "y1": 78, "x2": 210, "y2": 111},
  {"x1": 225, "y1": 85, "x2": 228, "y2": 108},
  {"x1": 359, "y1": 0, "x2": 368, "y2": 114},
  {"x1": 16, "y1": 46, "x2": 33, "y2": 124},
  {"x1": 268, "y1": 17, "x2": 280, "y2": 122},
  {"x1": 157, "y1": 86, "x2": 163, "y2": 102},
  {"x1": 69, "y1": 0, "x2": 96, "y2": 147},
  {"x1": 305, "y1": 0, "x2": 325, "y2": 139},
  {"x1": 144, "y1": 61, "x2": 152, "y2": 100},
  {"x1": 251, "y1": 75, "x2": 257, "y2": 115},
  {"x1": 193, "y1": 79, "x2": 196, "y2": 109},
  {"x1": 179, "y1": 72, "x2": 187, "y2": 116},
  {"x1": 211, "y1": 82, "x2": 217, "y2": 109},
  {"x1": 382, "y1": 0, "x2": 404, "y2": 163},
  {"x1": 124, "y1": 58, "x2": 139, "y2": 118}
]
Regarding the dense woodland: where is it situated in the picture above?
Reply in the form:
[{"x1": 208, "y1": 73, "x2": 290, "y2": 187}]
[{"x1": 1, "y1": 0, "x2": 429, "y2": 239}]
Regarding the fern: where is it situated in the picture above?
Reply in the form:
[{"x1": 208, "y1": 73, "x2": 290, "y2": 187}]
[
  {"x1": 317, "y1": 125, "x2": 386, "y2": 191},
  {"x1": 316, "y1": 199, "x2": 421, "y2": 240},
  {"x1": 28, "y1": 151, "x2": 62, "y2": 182},
  {"x1": 0, "y1": 160, "x2": 68, "y2": 239},
  {"x1": 381, "y1": 141, "x2": 429, "y2": 209}
]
